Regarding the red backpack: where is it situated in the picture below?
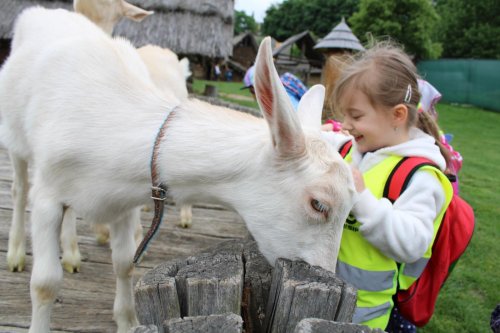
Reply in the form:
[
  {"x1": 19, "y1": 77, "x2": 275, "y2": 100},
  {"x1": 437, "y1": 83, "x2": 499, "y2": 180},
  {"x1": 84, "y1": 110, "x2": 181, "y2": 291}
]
[
  {"x1": 385, "y1": 156, "x2": 475, "y2": 327},
  {"x1": 339, "y1": 141, "x2": 475, "y2": 327}
]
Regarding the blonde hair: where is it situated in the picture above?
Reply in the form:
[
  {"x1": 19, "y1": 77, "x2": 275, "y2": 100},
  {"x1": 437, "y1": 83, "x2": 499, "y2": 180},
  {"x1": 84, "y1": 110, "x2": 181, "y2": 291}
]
[{"x1": 331, "y1": 42, "x2": 451, "y2": 166}]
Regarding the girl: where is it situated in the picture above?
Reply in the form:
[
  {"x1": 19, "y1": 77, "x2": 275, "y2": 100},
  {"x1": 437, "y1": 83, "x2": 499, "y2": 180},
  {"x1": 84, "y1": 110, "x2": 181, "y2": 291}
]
[{"x1": 324, "y1": 43, "x2": 454, "y2": 331}]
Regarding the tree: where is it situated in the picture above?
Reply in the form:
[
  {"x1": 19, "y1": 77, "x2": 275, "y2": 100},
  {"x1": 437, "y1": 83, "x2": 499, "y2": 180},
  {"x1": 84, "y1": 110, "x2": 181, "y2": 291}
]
[
  {"x1": 349, "y1": 0, "x2": 442, "y2": 60},
  {"x1": 234, "y1": 10, "x2": 259, "y2": 35},
  {"x1": 436, "y1": 0, "x2": 500, "y2": 59},
  {"x1": 261, "y1": 0, "x2": 359, "y2": 41}
]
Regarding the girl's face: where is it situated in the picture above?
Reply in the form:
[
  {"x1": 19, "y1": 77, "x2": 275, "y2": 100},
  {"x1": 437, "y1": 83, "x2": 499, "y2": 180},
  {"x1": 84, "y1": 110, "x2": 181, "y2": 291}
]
[{"x1": 340, "y1": 89, "x2": 404, "y2": 153}]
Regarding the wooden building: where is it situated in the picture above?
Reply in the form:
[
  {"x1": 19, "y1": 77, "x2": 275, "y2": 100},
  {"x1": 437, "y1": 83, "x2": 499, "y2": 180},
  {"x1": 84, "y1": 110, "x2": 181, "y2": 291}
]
[
  {"x1": 0, "y1": 0, "x2": 235, "y2": 80},
  {"x1": 228, "y1": 32, "x2": 259, "y2": 81},
  {"x1": 272, "y1": 31, "x2": 324, "y2": 85}
]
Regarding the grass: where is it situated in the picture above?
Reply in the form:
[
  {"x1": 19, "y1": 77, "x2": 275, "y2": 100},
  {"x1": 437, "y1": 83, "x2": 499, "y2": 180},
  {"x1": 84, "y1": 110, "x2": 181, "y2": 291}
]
[
  {"x1": 192, "y1": 79, "x2": 259, "y2": 109},
  {"x1": 193, "y1": 81, "x2": 499, "y2": 331}
]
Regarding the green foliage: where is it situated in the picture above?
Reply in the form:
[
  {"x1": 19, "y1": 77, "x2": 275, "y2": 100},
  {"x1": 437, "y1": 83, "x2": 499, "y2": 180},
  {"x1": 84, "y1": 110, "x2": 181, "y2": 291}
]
[
  {"x1": 261, "y1": 0, "x2": 359, "y2": 41},
  {"x1": 420, "y1": 104, "x2": 500, "y2": 332},
  {"x1": 234, "y1": 10, "x2": 259, "y2": 35},
  {"x1": 436, "y1": 0, "x2": 500, "y2": 59},
  {"x1": 349, "y1": 0, "x2": 442, "y2": 60}
]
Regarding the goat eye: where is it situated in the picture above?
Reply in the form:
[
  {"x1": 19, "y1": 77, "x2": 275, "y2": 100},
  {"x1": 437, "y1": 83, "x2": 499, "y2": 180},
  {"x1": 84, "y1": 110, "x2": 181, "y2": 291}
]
[{"x1": 311, "y1": 199, "x2": 328, "y2": 214}]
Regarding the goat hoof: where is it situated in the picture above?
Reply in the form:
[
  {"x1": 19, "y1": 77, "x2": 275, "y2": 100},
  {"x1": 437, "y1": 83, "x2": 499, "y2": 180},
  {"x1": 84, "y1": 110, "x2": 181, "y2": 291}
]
[
  {"x1": 7, "y1": 251, "x2": 25, "y2": 272},
  {"x1": 61, "y1": 240, "x2": 82, "y2": 273},
  {"x1": 179, "y1": 219, "x2": 192, "y2": 228},
  {"x1": 62, "y1": 261, "x2": 81, "y2": 274},
  {"x1": 8, "y1": 261, "x2": 25, "y2": 272}
]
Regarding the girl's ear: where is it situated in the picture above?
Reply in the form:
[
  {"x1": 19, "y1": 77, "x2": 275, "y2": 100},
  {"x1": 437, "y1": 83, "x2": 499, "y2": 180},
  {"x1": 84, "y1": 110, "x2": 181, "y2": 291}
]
[{"x1": 392, "y1": 103, "x2": 409, "y2": 127}]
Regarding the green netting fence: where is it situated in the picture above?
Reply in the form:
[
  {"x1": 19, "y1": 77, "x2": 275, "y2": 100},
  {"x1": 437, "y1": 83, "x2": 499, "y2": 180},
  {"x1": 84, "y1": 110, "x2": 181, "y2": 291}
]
[{"x1": 417, "y1": 60, "x2": 500, "y2": 112}]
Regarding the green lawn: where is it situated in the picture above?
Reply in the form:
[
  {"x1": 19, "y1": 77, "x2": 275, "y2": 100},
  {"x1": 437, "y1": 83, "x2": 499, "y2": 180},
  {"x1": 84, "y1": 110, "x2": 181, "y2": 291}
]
[
  {"x1": 192, "y1": 79, "x2": 259, "y2": 109},
  {"x1": 420, "y1": 104, "x2": 500, "y2": 333},
  {"x1": 193, "y1": 81, "x2": 499, "y2": 332}
]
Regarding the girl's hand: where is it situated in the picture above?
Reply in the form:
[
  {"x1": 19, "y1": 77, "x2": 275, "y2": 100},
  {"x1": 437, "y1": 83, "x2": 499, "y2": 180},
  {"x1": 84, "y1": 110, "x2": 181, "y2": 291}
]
[
  {"x1": 321, "y1": 123, "x2": 334, "y2": 131},
  {"x1": 351, "y1": 166, "x2": 365, "y2": 193}
]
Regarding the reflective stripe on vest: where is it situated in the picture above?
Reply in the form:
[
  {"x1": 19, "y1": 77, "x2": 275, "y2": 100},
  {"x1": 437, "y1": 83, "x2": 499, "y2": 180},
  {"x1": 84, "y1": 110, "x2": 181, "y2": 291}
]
[
  {"x1": 401, "y1": 257, "x2": 429, "y2": 278},
  {"x1": 336, "y1": 261, "x2": 394, "y2": 291},
  {"x1": 353, "y1": 301, "x2": 392, "y2": 324}
]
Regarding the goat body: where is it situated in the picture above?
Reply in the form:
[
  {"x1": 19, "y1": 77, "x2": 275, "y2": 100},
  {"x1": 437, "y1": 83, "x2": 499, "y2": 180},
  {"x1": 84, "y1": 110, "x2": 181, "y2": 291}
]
[{"x1": 0, "y1": 7, "x2": 355, "y2": 333}]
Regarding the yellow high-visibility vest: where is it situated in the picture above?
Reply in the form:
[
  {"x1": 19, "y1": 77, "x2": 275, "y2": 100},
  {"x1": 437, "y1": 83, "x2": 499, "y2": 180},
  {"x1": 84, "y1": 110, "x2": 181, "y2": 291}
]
[{"x1": 337, "y1": 153, "x2": 453, "y2": 329}]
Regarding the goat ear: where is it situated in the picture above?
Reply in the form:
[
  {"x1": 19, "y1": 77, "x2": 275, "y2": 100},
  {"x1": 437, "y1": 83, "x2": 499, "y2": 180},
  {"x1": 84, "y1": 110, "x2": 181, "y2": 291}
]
[
  {"x1": 297, "y1": 84, "x2": 325, "y2": 130},
  {"x1": 254, "y1": 37, "x2": 305, "y2": 156},
  {"x1": 122, "y1": 1, "x2": 154, "y2": 22}
]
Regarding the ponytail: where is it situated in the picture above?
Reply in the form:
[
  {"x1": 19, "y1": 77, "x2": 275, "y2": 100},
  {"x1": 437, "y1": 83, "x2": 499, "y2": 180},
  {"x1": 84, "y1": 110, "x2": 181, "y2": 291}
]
[{"x1": 416, "y1": 111, "x2": 452, "y2": 169}]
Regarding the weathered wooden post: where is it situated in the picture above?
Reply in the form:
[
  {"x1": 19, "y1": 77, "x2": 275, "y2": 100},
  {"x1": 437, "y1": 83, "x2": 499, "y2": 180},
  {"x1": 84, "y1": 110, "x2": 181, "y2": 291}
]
[
  {"x1": 133, "y1": 239, "x2": 362, "y2": 333},
  {"x1": 294, "y1": 318, "x2": 386, "y2": 333},
  {"x1": 135, "y1": 260, "x2": 182, "y2": 327},
  {"x1": 242, "y1": 240, "x2": 273, "y2": 333},
  {"x1": 263, "y1": 259, "x2": 357, "y2": 333},
  {"x1": 134, "y1": 241, "x2": 245, "y2": 332},
  {"x1": 203, "y1": 84, "x2": 218, "y2": 97}
]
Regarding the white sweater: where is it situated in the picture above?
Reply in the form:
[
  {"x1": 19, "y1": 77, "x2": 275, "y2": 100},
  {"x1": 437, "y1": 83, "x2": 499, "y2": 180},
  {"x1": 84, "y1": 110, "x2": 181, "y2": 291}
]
[{"x1": 323, "y1": 128, "x2": 448, "y2": 263}]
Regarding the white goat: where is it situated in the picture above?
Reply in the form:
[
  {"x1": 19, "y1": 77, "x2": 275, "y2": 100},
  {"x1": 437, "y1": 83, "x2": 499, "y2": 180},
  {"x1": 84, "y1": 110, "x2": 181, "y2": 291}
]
[
  {"x1": 74, "y1": 0, "x2": 153, "y2": 35},
  {"x1": 0, "y1": 7, "x2": 355, "y2": 333},
  {"x1": 4, "y1": 0, "x2": 192, "y2": 273}
]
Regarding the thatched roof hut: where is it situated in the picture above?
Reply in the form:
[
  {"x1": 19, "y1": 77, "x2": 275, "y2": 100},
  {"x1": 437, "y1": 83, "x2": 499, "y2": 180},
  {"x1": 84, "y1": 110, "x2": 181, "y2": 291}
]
[
  {"x1": 314, "y1": 17, "x2": 364, "y2": 52},
  {"x1": 0, "y1": 0, "x2": 234, "y2": 66},
  {"x1": 0, "y1": 0, "x2": 72, "y2": 40},
  {"x1": 0, "y1": 0, "x2": 71, "y2": 63},
  {"x1": 114, "y1": 0, "x2": 234, "y2": 58}
]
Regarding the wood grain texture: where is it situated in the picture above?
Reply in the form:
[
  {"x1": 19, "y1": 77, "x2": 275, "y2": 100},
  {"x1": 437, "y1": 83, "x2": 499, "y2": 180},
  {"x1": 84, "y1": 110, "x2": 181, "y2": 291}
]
[
  {"x1": 264, "y1": 259, "x2": 357, "y2": 333},
  {"x1": 294, "y1": 318, "x2": 386, "y2": 333}
]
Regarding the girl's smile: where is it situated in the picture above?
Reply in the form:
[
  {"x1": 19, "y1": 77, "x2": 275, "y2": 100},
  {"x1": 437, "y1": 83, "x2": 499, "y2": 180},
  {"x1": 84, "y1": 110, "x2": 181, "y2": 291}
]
[{"x1": 340, "y1": 89, "x2": 409, "y2": 153}]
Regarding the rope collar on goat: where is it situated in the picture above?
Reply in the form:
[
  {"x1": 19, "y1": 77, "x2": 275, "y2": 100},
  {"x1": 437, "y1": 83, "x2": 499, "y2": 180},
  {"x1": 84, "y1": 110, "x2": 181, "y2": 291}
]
[{"x1": 133, "y1": 106, "x2": 178, "y2": 264}]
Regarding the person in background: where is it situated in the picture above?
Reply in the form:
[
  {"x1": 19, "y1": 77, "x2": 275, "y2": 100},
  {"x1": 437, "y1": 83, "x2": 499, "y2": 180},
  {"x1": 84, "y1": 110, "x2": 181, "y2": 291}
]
[
  {"x1": 417, "y1": 79, "x2": 463, "y2": 193},
  {"x1": 321, "y1": 42, "x2": 454, "y2": 332},
  {"x1": 242, "y1": 65, "x2": 307, "y2": 110},
  {"x1": 224, "y1": 65, "x2": 233, "y2": 81},
  {"x1": 214, "y1": 63, "x2": 221, "y2": 81}
]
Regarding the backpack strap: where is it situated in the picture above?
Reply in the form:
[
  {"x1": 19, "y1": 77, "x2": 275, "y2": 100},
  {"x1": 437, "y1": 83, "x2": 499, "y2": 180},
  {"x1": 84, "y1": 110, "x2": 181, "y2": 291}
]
[
  {"x1": 339, "y1": 140, "x2": 353, "y2": 159},
  {"x1": 383, "y1": 156, "x2": 438, "y2": 203}
]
